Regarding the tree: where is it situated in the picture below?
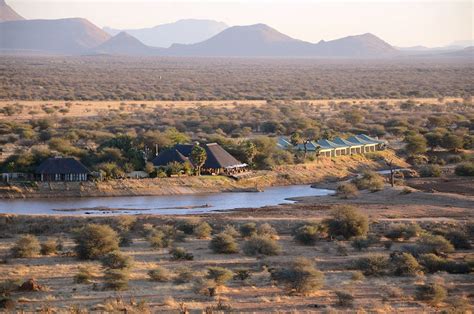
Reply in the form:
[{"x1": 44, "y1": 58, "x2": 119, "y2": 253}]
[
  {"x1": 290, "y1": 132, "x2": 302, "y2": 146},
  {"x1": 404, "y1": 134, "x2": 427, "y2": 156},
  {"x1": 440, "y1": 133, "x2": 463, "y2": 152},
  {"x1": 190, "y1": 144, "x2": 207, "y2": 176},
  {"x1": 74, "y1": 224, "x2": 119, "y2": 260},
  {"x1": 241, "y1": 141, "x2": 257, "y2": 166},
  {"x1": 424, "y1": 132, "x2": 443, "y2": 151}
]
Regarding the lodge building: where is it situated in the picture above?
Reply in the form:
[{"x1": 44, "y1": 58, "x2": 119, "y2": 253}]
[
  {"x1": 35, "y1": 157, "x2": 90, "y2": 182},
  {"x1": 152, "y1": 143, "x2": 247, "y2": 175}
]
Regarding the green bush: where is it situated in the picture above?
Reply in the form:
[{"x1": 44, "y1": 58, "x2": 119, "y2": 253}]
[
  {"x1": 222, "y1": 225, "x2": 240, "y2": 237},
  {"x1": 324, "y1": 206, "x2": 369, "y2": 239},
  {"x1": 293, "y1": 224, "x2": 322, "y2": 245},
  {"x1": 416, "y1": 234, "x2": 455, "y2": 255},
  {"x1": 176, "y1": 219, "x2": 200, "y2": 235},
  {"x1": 415, "y1": 283, "x2": 447, "y2": 305},
  {"x1": 270, "y1": 257, "x2": 325, "y2": 295},
  {"x1": 169, "y1": 247, "x2": 194, "y2": 261},
  {"x1": 148, "y1": 230, "x2": 172, "y2": 249},
  {"x1": 11, "y1": 235, "x2": 40, "y2": 258},
  {"x1": 101, "y1": 251, "x2": 133, "y2": 270},
  {"x1": 74, "y1": 267, "x2": 93, "y2": 284},
  {"x1": 418, "y1": 164, "x2": 442, "y2": 177},
  {"x1": 351, "y1": 236, "x2": 372, "y2": 251},
  {"x1": 148, "y1": 266, "x2": 171, "y2": 282},
  {"x1": 174, "y1": 267, "x2": 194, "y2": 284},
  {"x1": 257, "y1": 223, "x2": 278, "y2": 239},
  {"x1": 390, "y1": 252, "x2": 421, "y2": 276},
  {"x1": 240, "y1": 223, "x2": 257, "y2": 238},
  {"x1": 335, "y1": 291, "x2": 355, "y2": 307},
  {"x1": 444, "y1": 231, "x2": 471, "y2": 250},
  {"x1": 74, "y1": 224, "x2": 119, "y2": 260},
  {"x1": 353, "y1": 170, "x2": 384, "y2": 192},
  {"x1": 194, "y1": 222, "x2": 213, "y2": 239},
  {"x1": 209, "y1": 233, "x2": 239, "y2": 254},
  {"x1": 233, "y1": 268, "x2": 251, "y2": 281},
  {"x1": 243, "y1": 235, "x2": 281, "y2": 256},
  {"x1": 104, "y1": 269, "x2": 130, "y2": 291},
  {"x1": 336, "y1": 182, "x2": 359, "y2": 199},
  {"x1": 385, "y1": 223, "x2": 421, "y2": 241},
  {"x1": 455, "y1": 162, "x2": 474, "y2": 176},
  {"x1": 206, "y1": 267, "x2": 234, "y2": 286},
  {"x1": 40, "y1": 239, "x2": 58, "y2": 256},
  {"x1": 418, "y1": 254, "x2": 471, "y2": 274},
  {"x1": 354, "y1": 255, "x2": 389, "y2": 276}
]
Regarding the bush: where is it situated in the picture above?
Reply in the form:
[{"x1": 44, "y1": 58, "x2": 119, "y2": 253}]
[
  {"x1": 176, "y1": 219, "x2": 199, "y2": 235},
  {"x1": 418, "y1": 254, "x2": 470, "y2": 274},
  {"x1": 444, "y1": 231, "x2": 471, "y2": 250},
  {"x1": 351, "y1": 271, "x2": 365, "y2": 281},
  {"x1": 351, "y1": 236, "x2": 372, "y2": 251},
  {"x1": 418, "y1": 164, "x2": 442, "y2": 177},
  {"x1": 206, "y1": 267, "x2": 234, "y2": 286},
  {"x1": 385, "y1": 223, "x2": 421, "y2": 241},
  {"x1": 271, "y1": 257, "x2": 325, "y2": 295},
  {"x1": 240, "y1": 223, "x2": 257, "y2": 238},
  {"x1": 11, "y1": 235, "x2": 41, "y2": 258},
  {"x1": 416, "y1": 234, "x2": 455, "y2": 255},
  {"x1": 104, "y1": 269, "x2": 130, "y2": 291},
  {"x1": 415, "y1": 283, "x2": 447, "y2": 305},
  {"x1": 74, "y1": 267, "x2": 93, "y2": 284},
  {"x1": 336, "y1": 182, "x2": 359, "y2": 199},
  {"x1": 209, "y1": 233, "x2": 239, "y2": 254},
  {"x1": 169, "y1": 247, "x2": 194, "y2": 261},
  {"x1": 148, "y1": 230, "x2": 172, "y2": 249},
  {"x1": 243, "y1": 235, "x2": 281, "y2": 256},
  {"x1": 354, "y1": 255, "x2": 389, "y2": 276},
  {"x1": 101, "y1": 251, "x2": 133, "y2": 269},
  {"x1": 455, "y1": 162, "x2": 474, "y2": 176},
  {"x1": 324, "y1": 206, "x2": 369, "y2": 239},
  {"x1": 353, "y1": 170, "x2": 384, "y2": 192},
  {"x1": 257, "y1": 223, "x2": 278, "y2": 239},
  {"x1": 293, "y1": 224, "x2": 322, "y2": 245},
  {"x1": 233, "y1": 268, "x2": 251, "y2": 281},
  {"x1": 119, "y1": 233, "x2": 133, "y2": 247},
  {"x1": 148, "y1": 266, "x2": 171, "y2": 282},
  {"x1": 40, "y1": 239, "x2": 58, "y2": 256},
  {"x1": 335, "y1": 291, "x2": 354, "y2": 307},
  {"x1": 390, "y1": 252, "x2": 421, "y2": 276},
  {"x1": 222, "y1": 225, "x2": 240, "y2": 238},
  {"x1": 194, "y1": 222, "x2": 212, "y2": 239},
  {"x1": 174, "y1": 267, "x2": 194, "y2": 284},
  {"x1": 74, "y1": 224, "x2": 119, "y2": 260}
]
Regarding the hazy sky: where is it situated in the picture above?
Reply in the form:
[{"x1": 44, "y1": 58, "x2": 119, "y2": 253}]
[{"x1": 9, "y1": 0, "x2": 473, "y2": 47}]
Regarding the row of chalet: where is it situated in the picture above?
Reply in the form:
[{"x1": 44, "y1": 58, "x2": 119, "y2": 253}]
[
  {"x1": 278, "y1": 134, "x2": 387, "y2": 157},
  {"x1": 151, "y1": 143, "x2": 247, "y2": 175}
]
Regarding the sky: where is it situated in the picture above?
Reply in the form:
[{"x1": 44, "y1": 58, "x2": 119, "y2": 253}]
[{"x1": 9, "y1": 0, "x2": 474, "y2": 47}]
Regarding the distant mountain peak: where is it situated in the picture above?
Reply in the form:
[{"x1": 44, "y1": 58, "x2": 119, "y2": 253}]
[
  {"x1": 0, "y1": 0, "x2": 25, "y2": 22},
  {"x1": 92, "y1": 31, "x2": 159, "y2": 56},
  {"x1": 103, "y1": 19, "x2": 228, "y2": 48}
]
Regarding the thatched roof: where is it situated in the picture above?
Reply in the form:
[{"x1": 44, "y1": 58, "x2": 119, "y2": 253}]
[
  {"x1": 36, "y1": 157, "x2": 90, "y2": 174},
  {"x1": 152, "y1": 143, "x2": 245, "y2": 169}
]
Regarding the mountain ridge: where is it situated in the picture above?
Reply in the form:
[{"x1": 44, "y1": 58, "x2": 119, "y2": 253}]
[{"x1": 0, "y1": 0, "x2": 24, "y2": 22}]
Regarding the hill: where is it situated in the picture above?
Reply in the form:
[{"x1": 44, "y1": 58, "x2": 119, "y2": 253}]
[
  {"x1": 0, "y1": 0, "x2": 24, "y2": 22},
  {"x1": 167, "y1": 23, "x2": 316, "y2": 56},
  {"x1": 91, "y1": 32, "x2": 162, "y2": 56},
  {"x1": 103, "y1": 19, "x2": 228, "y2": 48},
  {"x1": 0, "y1": 18, "x2": 111, "y2": 54},
  {"x1": 440, "y1": 46, "x2": 474, "y2": 57},
  {"x1": 167, "y1": 24, "x2": 398, "y2": 57}
]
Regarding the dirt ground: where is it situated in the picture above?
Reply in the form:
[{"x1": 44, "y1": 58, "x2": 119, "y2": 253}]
[{"x1": 0, "y1": 178, "x2": 472, "y2": 313}]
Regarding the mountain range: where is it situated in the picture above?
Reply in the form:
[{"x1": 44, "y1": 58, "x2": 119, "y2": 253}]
[
  {"x1": 0, "y1": 0, "x2": 472, "y2": 58},
  {"x1": 103, "y1": 19, "x2": 228, "y2": 48}
]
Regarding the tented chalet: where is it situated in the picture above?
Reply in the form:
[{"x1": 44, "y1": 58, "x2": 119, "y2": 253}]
[
  {"x1": 35, "y1": 157, "x2": 90, "y2": 182},
  {"x1": 278, "y1": 134, "x2": 387, "y2": 157},
  {"x1": 152, "y1": 143, "x2": 247, "y2": 175}
]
